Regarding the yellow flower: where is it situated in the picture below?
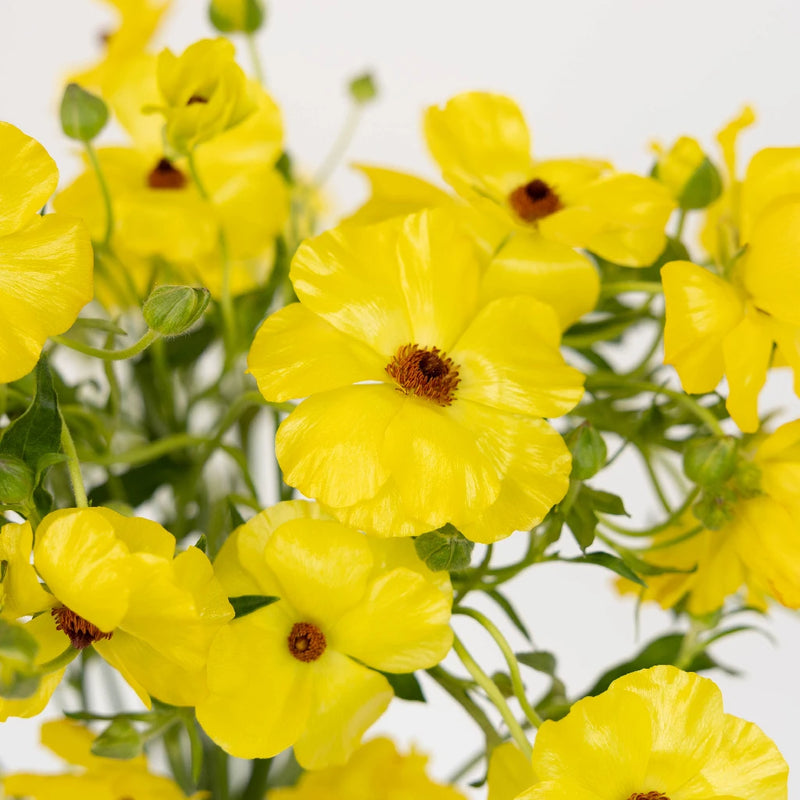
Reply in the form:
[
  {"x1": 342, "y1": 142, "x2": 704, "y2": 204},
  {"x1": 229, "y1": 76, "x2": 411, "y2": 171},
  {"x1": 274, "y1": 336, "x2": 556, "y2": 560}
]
[
  {"x1": 247, "y1": 209, "x2": 583, "y2": 541},
  {"x1": 3, "y1": 718, "x2": 206, "y2": 800},
  {"x1": 487, "y1": 742, "x2": 535, "y2": 800},
  {"x1": 651, "y1": 137, "x2": 706, "y2": 200},
  {"x1": 0, "y1": 123, "x2": 93, "y2": 384},
  {"x1": 0, "y1": 508, "x2": 233, "y2": 715},
  {"x1": 516, "y1": 666, "x2": 787, "y2": 800},
  {"x1": 153, "y1": 38, "x2": 256, "y2": 153},
  {"x1": 424, "y1": 92, "x2": 675, "y2": 267},
  {"x1": 268, "y1": 737, "x2": 467, "y2": 800},
  {"x1": 195, "y1": 500, "x2": 454, "y2": 768},
  {"x1": 618, "y1": 420, "x2": 800, "y2": 614}
]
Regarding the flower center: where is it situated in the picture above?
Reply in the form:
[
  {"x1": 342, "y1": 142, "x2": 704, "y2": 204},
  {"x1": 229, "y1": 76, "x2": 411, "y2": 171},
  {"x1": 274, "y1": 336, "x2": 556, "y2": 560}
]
[
  {"x1": 147, "y1": 158, "x2": 187, "y2": 190},
  {"x1": 187, "y1": 94, "x2": 208, "y2": 105},
  {"x1": 52, "y1": 606, "x2": 113, "y2": 650},
  {"x1": 386, "y1": 344, "x2": 460, "y2": 406},
  {"x1": 508, "y1": 178, "x2": 562, "y2": 223},
  {"x1": 627, "y1": 793, "x2": 669, "y2": 800},
  {"x1": 288, "y1": 622, "x2": 326, "y2": 662}
]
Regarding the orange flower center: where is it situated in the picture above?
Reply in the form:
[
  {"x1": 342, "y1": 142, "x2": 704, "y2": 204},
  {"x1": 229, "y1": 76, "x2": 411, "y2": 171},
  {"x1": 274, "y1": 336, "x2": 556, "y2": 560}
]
[
  {"x1": 508, "y1": 178, "x2": 562, "y2": 222},
  {"x1": 147, "y1": 158, "x2": 187, "y2": 190},
  {"x1": 187, "y1": 94, "x2": 208, "y2": 105},
  {"x1": 288, "y1": 622, "x2": 327, "y2": 662},
  {"x1": 386, "y1": 344, "x2": 460, "y2": 406},
  {"x1": 627, "y1": 793, "x2": 669, "y2": 800},
  {"x1": 52, "y1": 606, "x2": 113, "y2": 650}
]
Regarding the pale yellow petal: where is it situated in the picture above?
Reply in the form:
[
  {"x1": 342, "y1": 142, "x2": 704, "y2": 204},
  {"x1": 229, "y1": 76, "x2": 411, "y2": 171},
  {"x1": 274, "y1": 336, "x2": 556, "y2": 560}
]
[{"x1": 487, "y1": 742, "x2": 536, "y2": 800}]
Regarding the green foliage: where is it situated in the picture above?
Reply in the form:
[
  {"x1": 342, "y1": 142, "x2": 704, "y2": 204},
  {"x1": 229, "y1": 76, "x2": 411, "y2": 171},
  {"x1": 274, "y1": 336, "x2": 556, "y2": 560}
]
[
  {"x1": 91, "y1": 718, "x2": 143, "y2": 759},
  {"x1": 567, "y1": 423, "x2": 607, "y2": 480},
  {"x1": 414, "y1": 524, "x2": 474, "y2": 571},
  {"x1": 382, "y1": 671, "x2": 426, "y2": 702},
  {"x1": 229, "y1": 595, "x2": 280, "y2": 618},
  {"x1": 678, "y1": 157, "x2": 723, "y2": 210},
  {"x1": 143, "y1": 286, "x2": 211, "y2": 336}
]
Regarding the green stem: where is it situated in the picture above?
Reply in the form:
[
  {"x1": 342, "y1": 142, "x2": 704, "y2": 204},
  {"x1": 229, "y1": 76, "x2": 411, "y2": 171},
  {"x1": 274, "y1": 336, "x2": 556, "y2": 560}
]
[
  {"x1": 85, "y1": 141, "x2": 114, "y2": 247},
  {"x1": 600, "y1": 487, "x2": 700, "y2": 537},
  {"x1": 60, "y1": 416, "x2": 88, "y2": 508},
  {"x1": 240, "y1": 759, "x2": 272, "y2": 800},
  {"x1": 38, "y1": 645, "x2": 80, "y2": 674},
  {"x1": 79, "y1": 433, "x2": 206, "y2": 467},
  {"x1": 53, "y1": 329, "x2": 159, "y2": 361},
  {"x1": 675, "y1": 208, "x2": 687, "y2": 240},
  {"x1": 455, "y1": 608, "x2": 544, "y2": 730},
  {"x1": 246, "y1": 33, "x2": 266, "y2": 84},
  {"x1": 313, "y1": 104, "x2": 362, "y2": 188},
  {"x1": 212, "y1": 747, "x2": 230, "y2": 800},
  {"x1": 639, "y1": 447, "x2": 672, "y2": 513},
  {"x1": 453, "y1": 636, "x2": 532, "y2": 760},
  {"x1": 600, "y1": 281, "x2": 663, "y2": 297}
]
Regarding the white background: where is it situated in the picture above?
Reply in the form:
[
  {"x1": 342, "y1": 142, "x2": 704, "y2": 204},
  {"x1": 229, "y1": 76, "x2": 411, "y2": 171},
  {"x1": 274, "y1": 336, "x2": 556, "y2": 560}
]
[{"x1": 1, "y1": 0, "x2": 799, "y2": 796}]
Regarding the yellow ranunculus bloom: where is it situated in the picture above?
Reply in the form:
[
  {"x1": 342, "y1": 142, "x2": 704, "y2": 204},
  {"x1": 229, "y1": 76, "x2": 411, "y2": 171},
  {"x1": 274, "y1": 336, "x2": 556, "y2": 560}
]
[
  {"x1": 618, "y1": 420, "x2": 800, "y2": 614},
  {"x1": 3, "y1": 718, "x2": 206, "y2": 800},
  {"x1": 515, "y1": 666, "x2": 787, "y2": 800},
  {"x1": 0, "y1": 123, "x2": 93, "y2": 384},
  {"x1": 424, "y1": 92, "x2": 675, "y2": 267},
  {"x1": 0, "y1": 508, "x2": 233, "y2": 716},
  {"x1": 650, "y1": 136, "x2": 706, "y2": 200},
  {"x1": 269, "y1": 737, "x2": 467, "y2": 800},
  {"x1": 195, "y1": 501, "x2": 454, "y2": 768},
  {"x1": 247, "y1": 209, "x2": 583, "y2": 541},
  {"x1": 153, "y1": 38, "x2": 256, "y2": 153}
]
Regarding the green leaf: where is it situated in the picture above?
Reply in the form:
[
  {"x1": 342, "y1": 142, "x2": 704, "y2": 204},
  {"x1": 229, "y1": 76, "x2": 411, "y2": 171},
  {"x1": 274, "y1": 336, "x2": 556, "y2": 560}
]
[
  {"x1": 566, "y1": 501, "x2": 597, "y2": 550},
  {"x1": 621, "y1": 551, "x2": 697, "y2": 577},
  {"x1": 486, "y1": 589, "x2": 531, "y2": 640},
  {"x1": 0, "y1": 359, "x2": 62, "y2": 473},
  {"x1": 382, "y1": 671, "x2": 425, "y2": 702},
  {"x1": 567, "y1": 423, "x2": 607, "y2": 480},
  {"x1": 567, "y1": 551, "x2": 646, "y2": 587},
  {"x1": 229, "y1": 595, "x2": 280, "y2": 619},
  {"x1": 91, "y1": 718, "x2": 143, "y2": 759},
  {"x1": 516, "y1": 650, "x2": 557, "y2": 676},
  {"x1": 678, "y1": 157, "x2": 723, "y2": 210},
  {"x1": 227, "y1": 497, "x2": 247, "y2": 530},
  {"x1": 0, "y1": 455, "x2": 34, "y2": 504},
  {"x1": 0, "y1": 620, "x2": 39, "y2": 663},
  {"x1": 193, "y1": 535, "x2": 207, "y2": 554},
  {"x1": 414, "y1": 524, "x2": 474, "y2": 571},
  {"x1": 582, "y1": 487, "x2": 627, "y2": 516}
]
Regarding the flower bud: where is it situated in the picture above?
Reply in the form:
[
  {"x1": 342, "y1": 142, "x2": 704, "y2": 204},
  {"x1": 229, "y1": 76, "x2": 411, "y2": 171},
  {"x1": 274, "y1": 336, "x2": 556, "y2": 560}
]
[
  {"x1": 349, "y1": 72, "x2": 378, "y2": 105},
  {"x1": 652, "y1": 137, "x2": 722, "y2": 210},
  {"x1": 0, "y1": 456, "x2": 34, "y2": 505},
  {"x1": 414, "y1": 523, "x2": 474, "y2": 571},
  {"x1": 567, "y1": 423, "x2": 607, "y2": 480},
  {"x1": 143, "y1": 286, "x2": 210, "y2": 336},
  {"x1": 683, "y1": 436, "x2": 738, "y2": 487},
  {"x1": 209, "y1": 0, "x2": 266, "y2": 33},
  {"x1": 732, "y1": 460, "x2": 762, "y2": 498},
  {"x1": 60, "y1": 84, "x2": 108, "y2": 142},
  {"x1": 692, "y1": 488, "x2": 736, "y2": 531}
]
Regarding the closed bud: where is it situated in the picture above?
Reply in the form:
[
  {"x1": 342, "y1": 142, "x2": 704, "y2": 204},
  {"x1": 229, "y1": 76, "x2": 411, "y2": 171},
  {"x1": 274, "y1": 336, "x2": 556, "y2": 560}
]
[
  {"x1": 683, "y1": 436, "x2": 738, "y2": 487},
  {"x1": 651, "y1": 137, "x2": 722, "y2": 211},
  {"x1": 349, "y1": 72, "x2": 378, "y2": 105},
  {"x1": 209, "y1": 0, "x2": 266, "y2": 33},
  {"x1": 0, "y1": 456, "x2": 34, "y2": 505},
  {"x1": 692, "y1": 488, "x2": 736, "y2": 531},
  {"x1": 567, "y1": 423, "x2": 607, "y2": 480},
  {"x1": 414, "y1": 523, "x2": 474, "y2": 572},
  {"x1": 91, "y1": 718, "x2": 143, "y2": 760},
  {"x1": 143, "y1": 286, "x2": 210, "y2": 336},
  {"x1": 733, "y1": 460, "x2": 762, "y2": 498},
  {"x1": 60, "y1": 83, "x2": 108, "y2": 142}
]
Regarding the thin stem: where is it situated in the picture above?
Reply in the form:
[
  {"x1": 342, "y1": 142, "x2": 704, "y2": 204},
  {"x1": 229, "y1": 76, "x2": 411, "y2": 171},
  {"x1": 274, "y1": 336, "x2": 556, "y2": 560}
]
[
  {"x1": 246, "y1": 33, "x2": 265, "y2": 84},
  {"x1": 313, "y1": 104, "x2": 362, "y2": 188},
  {"x1": 60, "y1": 416, "x2": 88, "y2": 508},
  {"x1": 241, "y1": 759, "x2": 272, "y2": 800},
  {"x1": 79, "y1": 433, "x2": 206, "y2": 467},
  {"x1": 600, "y1": 487, "x2": 700, "y2": 537},
  {"x1": 639, "y1": 447, "x2": 672, "y2": 513},
  {"x1": 212, "y1": 747, "x2": 230, "y2": 800},
  {"x1": 600, "y1": 281, "x2": 663, "y2": 297},
  {"x1": 53, "y1": 329, "x2": 159, "y2": 361},
  {"x1": 38, "y1": 645, "x2": 80, "y2": 674},
  {"x1": 452, "y1": 636, "x2": 532, "y2": 760},
  {"x1": 674, "y1": 208, "x2": 687, "y2": 240},
  {"x1": 455, "y1": 608, "x2": 544, "y2": 729},
  {"x1": 85, "y1": 141, "x2": 114, "y2": 247}
]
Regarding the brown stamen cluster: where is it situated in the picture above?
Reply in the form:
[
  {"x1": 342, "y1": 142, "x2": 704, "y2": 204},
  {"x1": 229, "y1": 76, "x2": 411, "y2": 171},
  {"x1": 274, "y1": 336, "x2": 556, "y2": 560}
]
[
  {"x1": 386, "y1": 344, "x2": 460, "y2": 406},
  {"x1": 627, "y1": 793, "x2": 669, "y2": 800},
  {"x1": 508, "y1": 178, "x2": 562, "y2": 223},
  {"x1": 187, "y1": 94, "x2": 208, "y2": 105},
  {"x1": 52, "y1": 606, "x2": 113, "y2": 650},
  {"x1": 147, "y1": 158, "x2": 187, "y2": 190},
  {"x1": 288, "y1": 622, "x2": 327, "y2": 662}
]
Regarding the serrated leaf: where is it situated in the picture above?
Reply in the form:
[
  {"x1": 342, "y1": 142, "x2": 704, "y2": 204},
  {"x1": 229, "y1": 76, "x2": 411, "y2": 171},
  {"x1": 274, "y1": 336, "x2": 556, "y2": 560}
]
[
  {"x1": 567, "y1": 551, "x2": 646, "y2": 587},
  {"x1": 382, "y1": 671, "x2": 425, "y2": 702},
  {"x1": 229, "y1": 595, "x2": 280, "y2": 619},
  {"x1": 516, "y1": 650, "x2": 557, "y2": 676},
  {"x1": 91, "y1": 718, "x2": 142, "y2": 759}
]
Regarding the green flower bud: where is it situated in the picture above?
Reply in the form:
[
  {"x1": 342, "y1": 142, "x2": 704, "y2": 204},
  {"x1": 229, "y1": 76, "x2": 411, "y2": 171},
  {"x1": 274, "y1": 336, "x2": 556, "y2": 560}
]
[
  {"x1": 349, "y1": 72, "x2": 378, "y2": 105},
  {"x1": 414, "y1": 523, "x2": 474, "y2": 572},
  {"x1": 678, "y1": 157, "x2": 723, "y2": 211},
  {"x1": 0, "y1": 456, "x2": 34, "y2": 505},
  {"x1": 733, "y1": 460, "x2": 762, "y2": 499},
  {"x1": 60, "y1": 84, "x2": 108, "y2": 142},
  {"x1": 91, "y1": 719, "x2": 143, "y2": 760},
  {"x1": 143, "y1": 286, "x2": 210, "y2": 336},
  {"x1": 209, "y1": 0, "x2": 266, "y2": 33},
  {"x1": 692, "y1": 488, "x2": 736, "y2": 531},
  {"x1": 683, "y1": 436, "x2": 738, "y2": 487},
  {"x1": 567, "y1": 423, "x2": 607, "y2": 480}
]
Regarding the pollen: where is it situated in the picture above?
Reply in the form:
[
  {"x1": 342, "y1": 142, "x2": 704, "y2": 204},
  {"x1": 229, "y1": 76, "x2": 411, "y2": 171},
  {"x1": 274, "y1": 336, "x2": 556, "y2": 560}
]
[
  {"x1": 288, "y1": 622, "x2": 327, "y2": 662},
  {"x1": 52, "y1": 606, "x2": 113, "y2": 650},
  {"x1": 627, "y1": 792, "x2": 669, "y2": 800},
  {"x1": 147, "y1": 158, "x2": 187, "y2": 190},
  {"x1": 508, "y1": 178, "x2": 563, "y2": 223},
  {"x1": 386, "y1": 344, "x2": 460, "y2": 406}
]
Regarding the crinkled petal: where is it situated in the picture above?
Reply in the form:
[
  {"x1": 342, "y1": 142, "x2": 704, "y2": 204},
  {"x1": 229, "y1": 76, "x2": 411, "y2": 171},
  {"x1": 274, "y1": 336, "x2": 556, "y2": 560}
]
[
  {"x1": 294, "y1": 650, "x2": 393, "y2": 769},
  {"x1": 452, "y1": 296, "x2": 584, "y2": 417},
  {"x1": 248, "y1": 303, "x2": 387, "y2": 402},
  {"x1": 662, "y1": 260, "x2": 744, "y2": 394}
]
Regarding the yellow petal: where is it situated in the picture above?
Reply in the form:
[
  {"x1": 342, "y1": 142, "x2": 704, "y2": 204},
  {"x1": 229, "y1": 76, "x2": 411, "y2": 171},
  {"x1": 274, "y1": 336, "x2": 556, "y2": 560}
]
[
  {"x1": 722, "y1": 308, "x2": 774, "y2": 432},
  {"x1": 248, "y1": 303, "x2": 387, "y2": 402},
  {"x1": 196, "y1": 606, "x2": 313, "y2": 759},
  {"x1": 346, "y1": 164, "x2": 453, "y2": 225},
  {"x1": 770, "y1": 319, "x2": 800, "y2": 397},
  {"x1": 717, "y1": 105, "x2": 756, "y2": 185},
  {"x1": 277, "y1": 384, "x2": 401, "y2": 507},
  {"x1": 482, "y1": 234, "x2": 599, "y2": 328},
  {"x1": 0, "y1": 213, "x2": 93, "y2": 383},
  {"x1": 92, "y1": 507, "x2": 176, "y2": 559},
  {"x1": 265, "y1": 517, "x2": 374, "y2": 625},
  {"x1": 661, "y1": 260, "x2": 744, "y2": 394},
  {"x1": 487, "y1": 742, "x2": 535, "y2": 800},
  {"x1": 39, "y1": 717, "x2": 146, "y2": 770},
  {"x1": 424, "y1": 92, "x2": 532, "y2": 200},
  {"x1": 290, "y1": 209, "x2": 481, "y2": 355},
  {"x1": 294, "y1": 650, "x2": 393, "y2": 769},
  {"x1": 0, "y1": 122, "x2": 58, "y2": 237},
  {"x1": 0, "y1": 522, "x2": 53, "y2": 619},
  {"x1": 740, "y1": 147, "x2": 800, "y2": 241}
]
